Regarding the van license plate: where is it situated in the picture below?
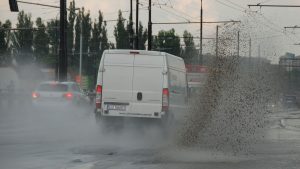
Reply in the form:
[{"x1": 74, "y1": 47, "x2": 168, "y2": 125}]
[{"x1": 107, "y1": 104, "x2": 126, "y2": 111}]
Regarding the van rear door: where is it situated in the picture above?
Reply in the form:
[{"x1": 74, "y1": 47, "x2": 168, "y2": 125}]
[
  {"x1": 102, "y1": 53, "x2": 134, "y2": 113},
  {"x1": 131, "y1": 54, "x2": 164, "y2": 118}
]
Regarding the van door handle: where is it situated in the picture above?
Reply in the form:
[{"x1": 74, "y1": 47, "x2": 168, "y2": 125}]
[{"x1": 137, "y1": 92, "x2": 142, "y2": 101}]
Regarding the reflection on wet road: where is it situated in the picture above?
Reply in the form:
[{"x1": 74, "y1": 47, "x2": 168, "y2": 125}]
[{"x1": 1, "y1": 104, "x2": 300, "y2": 169}]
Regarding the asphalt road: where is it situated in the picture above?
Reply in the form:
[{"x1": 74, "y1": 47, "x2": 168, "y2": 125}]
[{"x1": 0, "y1": 103, "x2": 300, "y2": 169}]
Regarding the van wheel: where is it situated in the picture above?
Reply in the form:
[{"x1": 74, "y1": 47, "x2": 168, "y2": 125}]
[
  {"x1": 95, "y1": 113, "x2": 109, "y2": 133},
  {"x1": 161, "y1": 112, "x2": 175, "y2": 135},
  {"x1": 95, "y1": 113, "x2": 123, "y2": 133}
]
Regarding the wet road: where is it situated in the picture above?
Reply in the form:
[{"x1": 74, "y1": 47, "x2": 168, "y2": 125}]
[{"x1": 0, "y1": 103, "x2": 300, "y2": 169}]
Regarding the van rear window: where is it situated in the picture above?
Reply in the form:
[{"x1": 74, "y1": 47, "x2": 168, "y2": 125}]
[{"x1": 38, "y1": 84, "x2": 68, "y2": 92}]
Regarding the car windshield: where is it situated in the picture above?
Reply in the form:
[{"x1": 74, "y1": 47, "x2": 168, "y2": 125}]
[{"x1": 38, "y1": 84, "x2": 68, "y2": 92}]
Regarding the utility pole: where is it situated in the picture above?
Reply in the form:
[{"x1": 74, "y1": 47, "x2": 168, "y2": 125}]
[
  {"x1": 249, "y1": 38, "x2": 252, "y2": 58},
  {"x1": 129, "y1": 0, "x2": 134, "y2": 49},
  {"x1": 79, "y1": 16, "x2": 83, "y2": 82},
  {"x1": 258, "y1": 44, "x2": 261, "y2": 58},
  {"x1": 237, "y1": 31, "x2": 240, "y2": 57},
  {"x1": 199, "y1": 0, "x2": 203, "y2": 65},
  {"x1": 216, "y1": 25, "x2": 219, "y2": 58},
  {"x1": 248, "y1": 38, "x2": 252, "y2": 68},
  {"x1": 148, "y1": 0, "x2": 152, "y2": 50},
  {"x1": 59, "y1": 0, "x2": 67, "y2": 81},
  {"x1": 135, "y1": 0, "x2": 139, "y2": 50}
]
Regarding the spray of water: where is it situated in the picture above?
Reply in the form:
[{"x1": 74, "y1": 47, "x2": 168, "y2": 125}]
[{"x1": 175, "y1": 16, "x2": 285, "y2": 154}]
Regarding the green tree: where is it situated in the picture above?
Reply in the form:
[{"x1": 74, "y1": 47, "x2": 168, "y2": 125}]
[
  {"x1": 47, "y1": 19, "x2": 59, "y2": 67},
  {"x1": 90, "y1": 11, "x2": 103, "y2": 58},
  {"x1": 0, "y1": 20, "x2": 11, "y2": 64},
  {"x1": 100, "y1": 23, "x2": 109, "y2": 52},
  {"x1": 183, "y1": 30, "x2": 198, "y2": 63},
  {"x1": 153, "y1": 28, "x2": 181, "y2": 56},
  {"x1": 16, "y1": 11, "x2": 34, "y2": 64},
  {"x1": 114, "y1": 10, "x2": 129, "y2": 49},
  {"x1": 74, "y1": 10, "x2": 82, "y2": 66},
  {"x1": 89, "y1": 11, "x2": 109, "y2": 87},
  {"x1": 90, "y1": 11, "x2": 106, "y2": 68},
  {"x1": 33, "y1": 17, "x2": 49, "y2": 63},
  {"x1": 74, "y1": 8, "x2": 92, "y2": 74},
  {"x1": 68, "y1": 0, "x2": 76, "y2": 69},
  {"x1": 137, "y1": 22, "x2": 147, "y2": 50}
]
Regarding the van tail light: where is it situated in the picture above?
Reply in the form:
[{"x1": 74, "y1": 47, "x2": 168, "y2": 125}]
[
  {"x1": 63, "y1": 92, "x2": 73, "y2": 100},
  {"x1": 32, "y1": 92, "x2": 40, "y2": 99},
  {"x1": 96, "y1": 85, "x2": 102, "y2": 109},
  {"x1": 162, "y1": 88, "x2": 169, "y2": 112}
]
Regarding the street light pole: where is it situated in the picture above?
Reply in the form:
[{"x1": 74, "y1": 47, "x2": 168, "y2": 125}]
[
  {"x1": 129, "y1": 0, "x2": 134, "y2": 49},
  {"x1": 148, "y1": 0, "x2": 152, "y2": 50},
  {"x1": 59, "y1": 0, "x2": 67, "y2": 81},
  {"x1": 136, "y1": 0, "x2": 139, "y2": 50},
  {"x1": 199, "y1": 0, "x2": 203, "y2": 65},
  {"x1": 79, "y1": 17, "x2": 82, "y2": 82},
  {"x1": 216, "y1": 25, "x2": 219, "y2": 58},
  {"x1": 237, "y1": 31, "x2": 240, "y2": 57}
]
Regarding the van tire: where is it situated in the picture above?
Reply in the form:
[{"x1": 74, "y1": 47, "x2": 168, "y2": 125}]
[
  {"x1": 95, "y1": 112, "x2": 123, "y2": 133},
  {"x1": 161, "y1": 112, "x2": 175, "y2": 135}
]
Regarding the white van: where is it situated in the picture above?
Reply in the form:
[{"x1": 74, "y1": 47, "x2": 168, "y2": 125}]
[{"x1": 95, "y1": 50, "x2": 188, "y2": 124}]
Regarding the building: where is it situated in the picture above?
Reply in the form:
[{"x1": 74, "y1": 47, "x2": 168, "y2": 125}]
[{"x1": 279, "y1": 52, "x2": 300, "y2": 71}]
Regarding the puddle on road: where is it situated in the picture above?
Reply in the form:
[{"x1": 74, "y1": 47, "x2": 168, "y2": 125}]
[{"x1": 158, "y1": 148, "x2": 251, "y2": 164}]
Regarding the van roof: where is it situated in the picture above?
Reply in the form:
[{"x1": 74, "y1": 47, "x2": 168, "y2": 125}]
[
  {"x1": 104, "y1": 49, "x2": 163, "y2": 56},
  {"x1": 103, "y1": 49, "x2": 184, "y2": 61}
]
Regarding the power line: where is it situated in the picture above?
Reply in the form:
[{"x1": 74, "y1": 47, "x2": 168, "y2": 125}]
[
  {"x1": 152, "y1": 35, "x2": 215, "y2": 39},
  {"x1": 154, "y1": 5, "x2": 191, "y2": 21},
  {"x1": 259, "y1": 0, "x2": 276, "y2": 4},
  {"x1": 156, "y1": 0, "x2": 162, "y2": 8},
  {"x1": 0, "y1": 27, "x2": 59, "y2": 31},
  {"x1": 17, "y1": 0, "x2": 80, "y2": 11},
  {"x1": 215, "y1": 0, "x2": 291, "y2": 38},
  {"x1": 246, "y1": 5, "x2": 300, "y2": 42},
  {"x1": 167, "y1": 0, "x2": 173, "y2": 7},
  {"x1": 163, "y1": 5, "x2": 198, "y2": 20},
  {"x1": 285, "y1": 26, "x2": 300, "y2": 29},
  {"x1": 248, "y1": 4, "x2": 300, "y2": 8},
  {"x1": 152, "y1": 20, "x2": 241, "y2": 25},
  {"x1": 215, "y1": 0, "x2": 245, "y2": 12},
  {"x1": 222, "y1": 0, "x2": 248, "y2": 10}
]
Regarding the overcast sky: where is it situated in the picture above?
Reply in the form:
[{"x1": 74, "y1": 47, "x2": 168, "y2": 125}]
[{"x1": 1, "y1": 0, "x2": 300, "y2": 63}]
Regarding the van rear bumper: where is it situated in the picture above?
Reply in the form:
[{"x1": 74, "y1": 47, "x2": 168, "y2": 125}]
[{"x1": 95, "y1": 108, "x2": 165, "y2": 119}]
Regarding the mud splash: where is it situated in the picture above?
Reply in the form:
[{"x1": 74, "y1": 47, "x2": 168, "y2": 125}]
[{"x1": 177, "y1": 22, "x2": 283, "y2": 154}]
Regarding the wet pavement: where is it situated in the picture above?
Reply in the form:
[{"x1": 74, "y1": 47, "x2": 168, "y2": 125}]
[{"x1": 0, "y1": 104, "x2": 300, "y2": 169}]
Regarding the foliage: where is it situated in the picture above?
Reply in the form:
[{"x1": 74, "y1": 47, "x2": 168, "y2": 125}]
[
  {"x1": 0, "y1": 20, "x2": 11, "y2": 65},
  {"x1": 153, "y1": 28, "x2": 181, "y2": 57},
  {"x1": 68, "y1": 0, "x2": 76, "y2": 69},
  {"x1": 114, "y1": 10, "x2": 130, "y2": 49},
  {"x1": 33, "y1": 17, "x2": 49, "y2": 63},
  {"x1": 74, "y1": 8, "x2": 92, "y2": 75},
  {"x1": 0, "y1": 8, "x2": 208, "y2": 86},
  {"x1": 89, "y1": 11, "x2": 109, "y2": 85},
  {"x1": 47, "y1": 19, "x2": 59, "y2": 67},
  {"x1": 16, "y1": 11, "x2": 34, "y2": 64},
  {"x1": 137, "y1": 22, "x2": 148, "y2": 50},
  {"x1": 183, "y1": 30, "x2": 198, "y2": 63}
]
